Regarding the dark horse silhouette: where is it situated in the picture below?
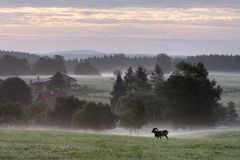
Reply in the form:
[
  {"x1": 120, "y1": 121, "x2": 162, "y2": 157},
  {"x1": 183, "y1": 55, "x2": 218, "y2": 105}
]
[{"x1": 151, "y1": 128, "x2": 169, "y2": 139}]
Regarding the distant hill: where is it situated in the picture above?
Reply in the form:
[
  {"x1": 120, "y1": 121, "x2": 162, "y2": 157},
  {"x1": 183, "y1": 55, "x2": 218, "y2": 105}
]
[{"x1": 0, "y1": 50, "x2": 40, "y2": 64}]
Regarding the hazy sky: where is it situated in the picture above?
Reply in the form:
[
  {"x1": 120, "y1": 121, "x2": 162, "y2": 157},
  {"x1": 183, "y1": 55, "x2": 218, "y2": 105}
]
[{"x1": 0, "y1": 0, "x2": 240, "y2": 55}]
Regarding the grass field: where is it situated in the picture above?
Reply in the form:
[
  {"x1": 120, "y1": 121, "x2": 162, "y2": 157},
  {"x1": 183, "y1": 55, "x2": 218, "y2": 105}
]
[
  {"x1": 209, "y1": 73, "x2": 240, "y2": 109},
  {"x1": 0, "y1": 128, "x2": 240, "y2": 160}
]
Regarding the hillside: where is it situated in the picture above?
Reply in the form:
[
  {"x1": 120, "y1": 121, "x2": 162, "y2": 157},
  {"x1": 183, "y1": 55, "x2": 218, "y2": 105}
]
[{"x1": 0, "y1": 128, "x2": 239, "y2": 160}]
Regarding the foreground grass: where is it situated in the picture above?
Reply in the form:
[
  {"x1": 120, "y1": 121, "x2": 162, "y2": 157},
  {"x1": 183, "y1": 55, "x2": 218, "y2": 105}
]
[{"x1": 0, "y1": 129, "x2": 239, "y2": 160}]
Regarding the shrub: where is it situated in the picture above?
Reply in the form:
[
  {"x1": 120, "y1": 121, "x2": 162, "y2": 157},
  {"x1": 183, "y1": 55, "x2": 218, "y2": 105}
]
[
  {"x1": 0, "y1": 103, "x2": 25, "y2": 125},
  {"x1": 72, "y1": 102, "x2": 118, "y2": 130}
]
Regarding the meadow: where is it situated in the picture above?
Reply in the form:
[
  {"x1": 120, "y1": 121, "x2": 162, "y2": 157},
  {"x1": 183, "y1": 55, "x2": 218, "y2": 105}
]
[
  {"x1": 0, "y1": 128, "x2": 239, "y2": 160},
  {"x1": 208, "y1": 73, "x2": 240, "y2": 109}
]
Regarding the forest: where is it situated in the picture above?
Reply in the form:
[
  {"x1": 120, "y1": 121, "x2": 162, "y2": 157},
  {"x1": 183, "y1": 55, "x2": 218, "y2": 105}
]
[{"x1": 1, "y1": 50, "x2": 240, "y2": 76}]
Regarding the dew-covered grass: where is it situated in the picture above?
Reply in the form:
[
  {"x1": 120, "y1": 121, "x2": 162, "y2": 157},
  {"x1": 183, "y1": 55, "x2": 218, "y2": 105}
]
[{"x1": 0, "y1": 128, "x2": 239, "y2": 160}]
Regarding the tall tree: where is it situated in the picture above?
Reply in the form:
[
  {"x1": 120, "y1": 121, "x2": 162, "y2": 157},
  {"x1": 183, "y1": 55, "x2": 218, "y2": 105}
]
[
  {"x1": 156, "y1": 54, "x2": 172, "y2": 72},
  {"x1": 226, "y1": 101, "x2": 239, "y2": 121},
  {"x1": 150, "y1": 64, "x2": 164, "y2": 88},
  {"x1": 119, "y1": 94, "x2": 147, "y2": 129},
  {"x1": 0, "y1": 77, "x2": 32, "y2": 105},
  {"x1": 111, "y1": 73, "x2": 125, "y2": 110},
  {"x1": 133, "y1": 66, "x2": 151, "y2": 92},
  {"x1": 124, "y1": 67, "x2": 135, "y2": 92},
  {"x1": 162, "y1": 62, "x2": 222, "y2": 126}
]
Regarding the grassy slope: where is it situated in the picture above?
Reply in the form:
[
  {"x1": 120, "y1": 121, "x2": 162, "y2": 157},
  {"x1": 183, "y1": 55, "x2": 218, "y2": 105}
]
[{"x1": 0, "y1": 129, "x2": 239, "y2": 160}]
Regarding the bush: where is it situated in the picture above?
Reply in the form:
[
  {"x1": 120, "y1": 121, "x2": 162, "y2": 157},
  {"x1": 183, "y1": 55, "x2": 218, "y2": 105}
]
[
  {"x1": 0, "y1": 77, "x2": 32, "y2": 105},
  {"x1": 72, "y1": 102, "x2": 118, "y2": 130},
  {"x1": 51, "y1": 96, "x2": 86, "y2": 127},
  {"x1": 0, "y1": 103, "x2": 25, "y2": 125},
  {"x1": 23, "y1": 102, "x2": 50, "y2": 125},
  {"x1": 119, "y1": 94, "x2": 147, "y2": 129}
]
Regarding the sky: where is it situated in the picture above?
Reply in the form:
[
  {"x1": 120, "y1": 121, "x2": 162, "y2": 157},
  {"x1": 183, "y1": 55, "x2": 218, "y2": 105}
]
[{"x1": 0, "y1": 0, "x2": 240, "y2": 55}]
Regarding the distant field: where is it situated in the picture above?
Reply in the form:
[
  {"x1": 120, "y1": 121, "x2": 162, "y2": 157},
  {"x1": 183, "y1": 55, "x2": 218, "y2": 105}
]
[
  {"x1": 0, "y1": 128, "x2": 239, "y2": 160},
  {"x1": 208, "y1": 73, "x2": 240, "y2": 107}
]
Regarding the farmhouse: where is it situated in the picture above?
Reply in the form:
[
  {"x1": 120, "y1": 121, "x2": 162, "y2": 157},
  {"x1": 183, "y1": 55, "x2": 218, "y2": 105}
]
[
  {"x1": 31, "y1": 73, "x2": 80, "y2": 92},
  {"x1": 31, "y1": 73, "x2": 81, "y2": 105}
]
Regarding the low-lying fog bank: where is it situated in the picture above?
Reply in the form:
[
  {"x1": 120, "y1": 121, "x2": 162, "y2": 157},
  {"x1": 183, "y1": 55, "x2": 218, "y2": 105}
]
[{"x1": 3, "y1": 126, "x2": 240, "y2": 138}]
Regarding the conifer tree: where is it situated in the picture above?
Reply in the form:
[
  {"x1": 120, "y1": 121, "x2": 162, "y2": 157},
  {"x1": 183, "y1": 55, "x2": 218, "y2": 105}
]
[
  {"x1": 111, "y1": 73, "x2": 125, "y2": 110},
  {"x1": 150, "y1": 64, "x2": 164, "y2": 88},
  {"x1": 134, "y1": 66, "x2": 151, "y2": 92},
  {"x1": 227, "y1": 101, "x2": 239, "y2": 121},
  {"x1": 124, "y1": 67, "x2": 135, "y2": 92}
]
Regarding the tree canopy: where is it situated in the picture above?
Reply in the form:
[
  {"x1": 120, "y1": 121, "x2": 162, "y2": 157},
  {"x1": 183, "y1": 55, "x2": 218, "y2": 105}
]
[
  {"x1": 0, "y1": 77, "x2": 32, "y2": 105},
  {"x1": 0, "y1": 103, "x2": 25, "y2": 125},
  {"x1": 0, "y1": 55, "x2": 31, "y2": 76},
  {"x1": 119, "y1": 94, "x2": 147, "y2": 129},
  {"x1": 74, "y1": 61, "x2": 101, "y2": 75},
  {"x1": 32, "y1": 55, "x2": 66, "y2": 75},
  {"x1": 50, "y1": 96, "x2": 85, "y2": 127},
  {"x1": 161, "y1": 62, "x2": 222, "y2": 126},
  {"x1": 72, "y1": 102, "x2": 118, "y2": 130}
]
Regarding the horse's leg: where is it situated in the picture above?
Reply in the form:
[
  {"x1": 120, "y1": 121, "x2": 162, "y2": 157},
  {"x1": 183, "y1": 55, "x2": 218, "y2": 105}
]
[{"x1": 165, "y1": 135, "x2": 168, "y2": 140}]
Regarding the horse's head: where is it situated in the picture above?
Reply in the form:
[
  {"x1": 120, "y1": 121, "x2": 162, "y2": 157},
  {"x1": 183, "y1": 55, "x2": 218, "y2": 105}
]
[{"x1": 151, "y1": 128, "x2": 158, "y2": 133}]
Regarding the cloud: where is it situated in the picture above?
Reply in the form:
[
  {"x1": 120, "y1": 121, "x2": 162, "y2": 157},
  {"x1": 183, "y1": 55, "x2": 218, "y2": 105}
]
[
  {"x1": 1, "y1": 7, "x2": 240, "y2": 27},
  {"x1": 0, "y1": 6, "x2": 240, "y2": 43},
  {"x1": 1, "y1": 0, "x2": 240, "y2": 8},
  {"x1": 0, "y1": 1, "x2": 240, "y2": 53}
]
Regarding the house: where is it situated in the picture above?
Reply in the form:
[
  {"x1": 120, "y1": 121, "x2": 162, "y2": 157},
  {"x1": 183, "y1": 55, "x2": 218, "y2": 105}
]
[
  {"x1": 31, "y1": 73, "x2": 80, "y2": 92},
  {"x1": 31, "y1": 81, "x2": 49, "y2": 91}
]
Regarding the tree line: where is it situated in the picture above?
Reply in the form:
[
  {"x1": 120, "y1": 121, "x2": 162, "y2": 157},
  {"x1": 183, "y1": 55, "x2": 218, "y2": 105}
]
[
  {"x1": 111, "y1": 62, "x2": 239, "y2": 129},
  {"x1": 0, "y1": 77, "x2": 117, "y2": 129},
  {"x1": 0, "y1": 63, "x2": 238, "y2": 129},
  {"x1": 2, "y1": 49, "x2": 240, "y2": 76},
  {"x1": 185, "y1": 55, "x2": 240, "y2": 72},
  {"x1": 66, "y1": 53, "x2": 172, "y2": 73},
  {"x1": 0, "y1": 50, "x2": 40, "y2": 64}
]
